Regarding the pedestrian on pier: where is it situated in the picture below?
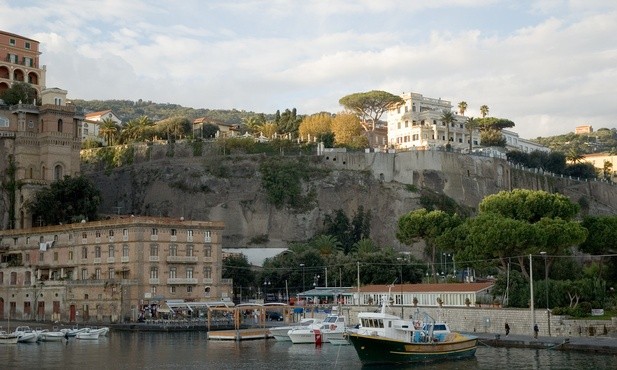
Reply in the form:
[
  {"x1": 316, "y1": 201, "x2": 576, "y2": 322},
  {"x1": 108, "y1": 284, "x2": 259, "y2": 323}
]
[
  {"x1": 533, "y1": 323, "x2": 539, "y2": 339},
  {"x1": 505, "y1": 322, "x2": 510, "y2": 336}
]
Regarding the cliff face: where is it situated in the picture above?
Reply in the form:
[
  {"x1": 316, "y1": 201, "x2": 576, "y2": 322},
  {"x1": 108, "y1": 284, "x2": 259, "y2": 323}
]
[{"x1": 82, "y1": 144, "x2": 617, "y2": 250}]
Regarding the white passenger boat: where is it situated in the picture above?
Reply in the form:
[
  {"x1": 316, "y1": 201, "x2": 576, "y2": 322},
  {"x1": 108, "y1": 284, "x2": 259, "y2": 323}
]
[
  {"x1": 13, "y1": 326, "x2": 41, "y2": 343},
  {"x1": 0, "y1": 331, "x2": 19, "y2": 344}
]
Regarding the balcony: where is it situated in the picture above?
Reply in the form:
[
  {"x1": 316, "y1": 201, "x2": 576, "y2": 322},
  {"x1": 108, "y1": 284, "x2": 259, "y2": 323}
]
[
  {"x1": 121, "y1": 256, "x2": 129, "y2": 263},
  {"x1": 107, "y1": 257, "x2": 115, "y2": 263},
  {"x1": 149, "y1": 278, "x2": 160, "y2": 285},
  {"x1": 203, "y1": 278, "x2": 213, "y2": 284},
  {"x1": 203, "y1": 257, "x2": 213, "y2": 263},
  {"x1": 149, "y1": 256, "x2": 159, "y2": 262},
  {"x1": 167, "y1": 278, "x2": 198, "y2": 285},
  {"x1": 166, "y1": 256, "x2": 198, "y2": 264},
  {"x1": 94, "y1": 258, "x2": 101, "y2": 264}
]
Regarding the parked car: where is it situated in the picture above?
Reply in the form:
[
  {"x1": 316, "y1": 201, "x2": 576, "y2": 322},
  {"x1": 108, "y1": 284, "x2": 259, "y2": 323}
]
[{"x1": 266, "y1": 311, "x2": 283, "y2": 321}]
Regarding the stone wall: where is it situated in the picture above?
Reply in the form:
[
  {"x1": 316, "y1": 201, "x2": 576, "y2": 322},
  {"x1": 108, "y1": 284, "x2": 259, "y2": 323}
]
[{"x1": 341, "y1": 305, "x2": 617, "y2": 338}]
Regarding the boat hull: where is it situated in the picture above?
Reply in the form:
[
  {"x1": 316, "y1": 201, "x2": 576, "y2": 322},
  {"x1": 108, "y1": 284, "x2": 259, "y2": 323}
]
[{"x1": 347, "y1": 333, "x2": 477, "y2": 365}]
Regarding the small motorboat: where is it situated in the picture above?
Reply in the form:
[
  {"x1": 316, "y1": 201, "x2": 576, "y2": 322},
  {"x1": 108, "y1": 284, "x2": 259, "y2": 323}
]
[
  {"x1": 13, "y1": 326, "x2": 40, "y2": 343},
  {"x1": 0, "y1": 331, "x2": 20, "y2": 344},
  {"x1": 76, "y1": 329, "x2": 100, "y2": 340},
  {"x1": 39, "y1": 329, "x2": 67, "y2": 342}
]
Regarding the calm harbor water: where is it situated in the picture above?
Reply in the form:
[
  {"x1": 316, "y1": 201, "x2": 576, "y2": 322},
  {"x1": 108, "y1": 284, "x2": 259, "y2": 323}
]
[{"x1": 1, "y1": 331, "x2": 616, "y2": 369}]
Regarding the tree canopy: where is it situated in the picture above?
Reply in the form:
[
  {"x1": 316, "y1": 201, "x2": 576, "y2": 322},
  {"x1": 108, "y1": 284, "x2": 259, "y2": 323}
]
[
  {"x1": 27, "y1": 175, "x2": 101, "y2": 225},
  {"x1": 338, "y1": 90, "x2": 404, "y2": 131},
  {"x1": 1, "y1": 82, "x2": 38, "y2": 105}
]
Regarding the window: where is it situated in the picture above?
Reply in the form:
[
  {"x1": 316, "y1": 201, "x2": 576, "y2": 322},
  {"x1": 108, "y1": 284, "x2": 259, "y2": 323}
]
[
  {"x1": 54, "y1": 165, "x2": 63, "y2": 181},
  {"x1": 187, "y1": 286, "x2": 193, "y2": 293},
  {"x1": 204, "y1": 246, "x2": 211, "y2": 257},
  {"x1": 170, "y1": 286, "x2": 176, "y2": 293},
  {"x1": 53, "y1": 252, "x2": 58, "y2": 261},
  {"x1": 151, "y1": 228, "x2": 158, "y2": 236},
  {"x1": 151, "y1": 286, "x2": 157, "y2": 295},
  {"x1": 9, "y1": 38, "x2": 15, "y2": 46},
  {"x1": 95, "y1": 246, "x2": 101, "y2": 258},
  {"x1": 204, "y1": 231, "x2": 211, "y2": 242},
  {"x1": 108, "y1": 268, "x2": 114, "y2": 279},
  {"x1": 82, "y1": 232, "x2": 87, "y2": 239},
  {"x1": 186, "y1": 268, "x2": 193, "y2": 279},
  {"x1": 81, "y1": 268, "x2": 88, "y2": 280},
  {"x1": 95, "y1": 268, "x2": 101, "y2": 280},
  {"x1": 82, "y1": 247, "x2": 88, "y2": 259},
  {"x1": 25, "y1": 42, "x2": 30, "y2": 49},
  {"x1": 123, "y1": 245, "x2": 129, "y2": 257},
  {"x1": 150, "y1": 267, "x2": 158, "y2": 279},
  {"x1": 95, "y1": 231, "x2": 101, "y2": 238},
  {"x1": 169, "y1": 267, "x2": 177, "y2": 279},
  {"x1": 68, "y1": 250, "x2": 73, "y2": 260},
  {"x1": 24, "y1": 57, "x2": 33, "y2": 67},
  {"x1": 187, "y1": 245, "x2": 194, "y2": 257},
  {"x1": 203, "y1": 267, "x2": 212, "y2": 279},
  {"x1": 171, "y1": 229, "x2": 177, "y2": 236},
  {"x1": 109, "y1": 230, "x2": 114, "y2": 237},
  {"x1": 187, "y1": 230, "x2": 193, "y2": 239},
  {"x1": 25, "y1": 254, "x2": 30, "y2": 263},
  {"x1": 123, "y1": 229, "x2": 128, "y2": 237},
  {"x1": 8, "y1": 54, "x2": 18, "y2": 63},
  {"x1": 150, "y1": 245, "x2": 158, "y2": 257},
  {"x1": 39, "y1": 252, "x2": 44, "y2": 262},
  {"x1": 109, "y1": 245, "x2": 115, "y2": 258},
  {"x1": 169, "y1": 245, "x2": 177, "y2": 256}
]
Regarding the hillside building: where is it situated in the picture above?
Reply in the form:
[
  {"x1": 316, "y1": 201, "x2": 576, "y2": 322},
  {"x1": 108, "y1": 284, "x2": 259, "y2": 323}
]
[
  {"x1": 82, "y1": 110, "x2": 122, "y2": 145},
  {"x1": 386, "y1": 92, "x2": 480, "y2": 151},
  {"x1": 575, "y1": 125, "x2": 593, "y2": 135},
  {"x1": 0, "y1": 216, "x2": 231, "y2": 323},
  {"x1": 502, "y1": 130, "x2": 550, "y2": 153},
  {"x1": 0, "y1": 30, "x2": 46, "y2": 98}
]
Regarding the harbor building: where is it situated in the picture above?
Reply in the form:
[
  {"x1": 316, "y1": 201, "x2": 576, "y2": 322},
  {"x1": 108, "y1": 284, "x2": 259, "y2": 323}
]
[{"x1": 0, "y1": 216, "x2": 232, "y2": 323}]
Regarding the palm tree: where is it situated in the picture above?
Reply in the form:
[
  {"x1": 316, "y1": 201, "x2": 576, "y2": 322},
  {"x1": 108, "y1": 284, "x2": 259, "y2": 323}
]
[
  {"x1": 98, "y1": 117, "x2": 119, "y2": 146},
  {"x1": 480, "y1": 105, "x2": 489, "y2": 118},
  {"x1": 465, "y1": 116, "x2": 478, "y2": 152},
  {"x1": 458, "y1": 101, "x2": 468, "y2": 116},
  {"x1": 440, "y1": 110, "x2": 455, "y2": 148},
  {"x1": 566, "y1": 148, "x2": 584, "y2": 163},
  {"x1": 352, "y1": 238, "x2": 377, "y2": 256},
  {"x1": 312, "y1": 234, "x2": 342, "y2": 257}
]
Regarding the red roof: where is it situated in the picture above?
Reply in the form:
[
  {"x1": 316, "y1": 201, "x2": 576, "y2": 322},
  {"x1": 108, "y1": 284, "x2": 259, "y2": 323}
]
[
  {"x1": 85, "y1": 110, "x2": 112, "y2": 119},
  {"x1": 359, "y1": 282, "x2": 494, "y2": 293}
]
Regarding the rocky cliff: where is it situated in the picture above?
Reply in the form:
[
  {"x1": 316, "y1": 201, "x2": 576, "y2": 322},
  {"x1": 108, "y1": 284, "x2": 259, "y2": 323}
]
[{"x1": 82, "y1": 143, "x2": 617, "y2": 250}]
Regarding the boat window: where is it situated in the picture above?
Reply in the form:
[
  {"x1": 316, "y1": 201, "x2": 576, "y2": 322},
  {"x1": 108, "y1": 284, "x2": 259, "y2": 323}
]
[
  {"x1": 434, "y1": 324, "x2": 447, "y2": 331},
  {"x1": 379, "y1": 319, "x2": 384, "y2": 328}
]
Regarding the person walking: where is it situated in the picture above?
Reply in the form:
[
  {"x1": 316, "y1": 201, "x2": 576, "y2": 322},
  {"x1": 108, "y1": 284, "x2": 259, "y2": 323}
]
[
  {"x1": 505, "y1": 322, "x2": 510, "y2": 336},
  {"x1": 533, "y1": 323, "x2": 539, "y2": 339}
]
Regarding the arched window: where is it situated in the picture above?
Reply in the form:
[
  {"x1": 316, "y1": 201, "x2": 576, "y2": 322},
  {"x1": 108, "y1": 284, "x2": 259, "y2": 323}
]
[
  {"x1": 57, "y1": 119, "x2": 63, "y2": 133},
  {"x1": 54, "y1": 165, "x2": 63, "y2": 180}
]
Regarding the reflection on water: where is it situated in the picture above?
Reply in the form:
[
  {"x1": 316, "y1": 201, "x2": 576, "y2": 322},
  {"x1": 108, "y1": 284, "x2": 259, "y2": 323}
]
[{"x1": 1, "y1": 332, "x2": 615, "y2": 369}]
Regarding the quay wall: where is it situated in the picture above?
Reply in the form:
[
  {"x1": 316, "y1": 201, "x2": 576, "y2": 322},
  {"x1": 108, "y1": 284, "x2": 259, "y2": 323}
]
[{"x1": 337, "y1": 306, "x2": 617, "y2": 338}]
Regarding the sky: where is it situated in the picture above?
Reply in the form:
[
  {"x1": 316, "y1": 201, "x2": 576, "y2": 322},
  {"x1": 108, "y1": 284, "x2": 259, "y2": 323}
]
[{"x1": 1, "y1": 0, "x2": 616, "y2": 138}]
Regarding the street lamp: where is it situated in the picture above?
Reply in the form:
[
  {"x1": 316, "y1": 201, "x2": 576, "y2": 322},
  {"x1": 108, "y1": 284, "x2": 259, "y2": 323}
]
[
  {"x1": 263, "y1": 279, "x2": 271, "y2": 302},
  {"x1": 540, "y1": 251, "x2": 551, "y2": 336},
  {"x1": 313, "y1": 274, "x2": 320, "y2": 288},
  {"x1": 299, "y1": 263, "x2": 305, "y2": 292}
]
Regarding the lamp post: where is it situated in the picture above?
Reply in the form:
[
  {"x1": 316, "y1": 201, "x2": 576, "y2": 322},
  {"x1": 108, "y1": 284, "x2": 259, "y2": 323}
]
[
  {"x1": 313, "y1": 274, "x2": 320, "y2": 288},
  {"x1": 264, "y1": 279, "x2": 271, "y2": 302},
  {"x1": 540, "y1": 251, "x2": 551, "y2": 336},
  {"x1": 397, "y1": 257, "x2": 404, "y2": 317},
  {"x1": 299, "y1": 263, "x2": 305, "y2": 292}
]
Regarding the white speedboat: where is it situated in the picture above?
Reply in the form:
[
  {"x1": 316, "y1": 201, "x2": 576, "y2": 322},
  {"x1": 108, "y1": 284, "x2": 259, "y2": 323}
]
[
  {"x1": 76, "y1": 329, "x2": 100, "y2": 340},
  {"x1": 13, "y1": 326, "x2": 41, "y2": 343},
  {"x1": 39, "y1": 329, "x2": 67, "y2": 342},
  {"x1": 60, "y1": 326, "x2": 88, "y2": 337},
  {"x1": 269, "y1": 318, "x2": 321, "y2": 341},
  {"x1": 319, "y1": 314, "x2": 348, "y2": 344},
  {"x1": 288, "y1": 314, "x2": 346, "y2": 344},
  {"x1": 0, "y1": 331, "x2": 20, "y2": 344},
  {"x1": 89, "y1": 327, "x2": 110, "y2": 336}
]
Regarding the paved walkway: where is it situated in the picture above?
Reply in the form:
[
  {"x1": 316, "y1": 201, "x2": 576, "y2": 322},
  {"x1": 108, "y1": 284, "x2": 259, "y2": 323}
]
[{"x1": 469, "y1": 332, "x2": 617, "y2": 354}]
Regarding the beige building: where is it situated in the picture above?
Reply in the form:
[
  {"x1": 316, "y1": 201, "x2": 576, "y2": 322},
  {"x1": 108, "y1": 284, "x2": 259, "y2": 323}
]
[
  {"x1": 579, "y1": 152, "x2": 616, "y2": 181},
  {"x1": 0, "y1": 216, "x2": 231, "y2": 323},
  {"x1": 386, "y1": 92, "x2": 480, "y2": 151},
  {"x1": 82, "y1": 110, "x2": 122, "y2": 145}
]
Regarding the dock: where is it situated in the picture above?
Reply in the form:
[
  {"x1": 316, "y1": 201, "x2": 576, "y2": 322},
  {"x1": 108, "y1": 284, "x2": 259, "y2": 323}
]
[{"x1": 207, "y1": 328, "x2": 272, "y2": 341}]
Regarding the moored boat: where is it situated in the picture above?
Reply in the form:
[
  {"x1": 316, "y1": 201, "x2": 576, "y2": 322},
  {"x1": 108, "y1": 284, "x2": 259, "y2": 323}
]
[
  {"x1": 346, "y1": 286, "x2": 477, "y2": 365},
  {"x1": 13, "y1": 326, "x2": 41, "y2": 343},
  {"x1": 269, "y1": 318, "x2": 321, "y2": 342},
  {"x1": 0, "y1": 331, "x2": 20, "y2": 344},
  {"x1": 39, "y1": 329, "x2": 67, "y2": 342},
  {"x1": 76, "y1": 329, "x2": 100, "y2": 340},
  {"x1": 288, "y1": 314, "x2": 346, "y2": 344}
]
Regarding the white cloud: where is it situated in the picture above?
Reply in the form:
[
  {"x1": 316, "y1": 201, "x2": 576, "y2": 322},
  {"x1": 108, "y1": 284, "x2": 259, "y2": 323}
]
[{"x1": 1, "y1": 0, "x2": 616, "y2": 138}]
